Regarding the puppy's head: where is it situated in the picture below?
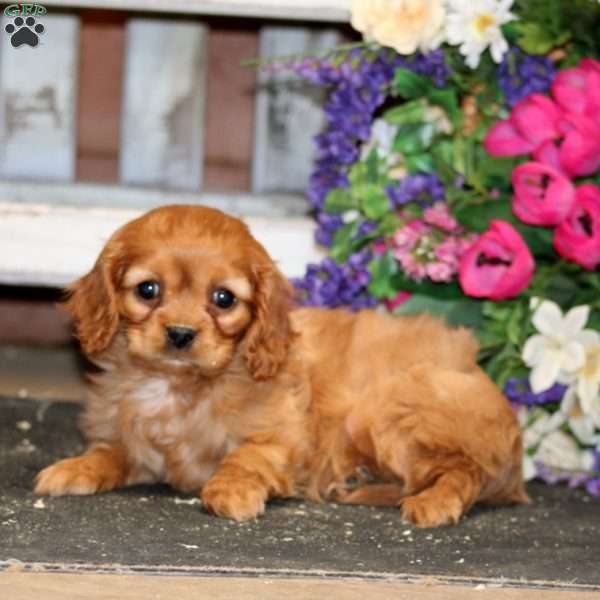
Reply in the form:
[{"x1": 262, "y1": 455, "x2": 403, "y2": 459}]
[{"x1": 65, "y1": 205, "x2": 293, "y2": 380}]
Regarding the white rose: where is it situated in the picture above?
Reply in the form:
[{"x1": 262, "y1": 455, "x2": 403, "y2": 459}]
[{"x1": 351, "y1": 0, "x2": 446, "y2": 54}]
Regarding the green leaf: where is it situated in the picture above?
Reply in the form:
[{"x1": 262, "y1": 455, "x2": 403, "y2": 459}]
[
  {"x1": 393, "y1": 123, "x2": 436, "y2": 156},
  {"x1": 514, "y1": 223, "x2": 554, "y2": 259},
  {"x1": 324, "y1": 188, "x2": 356, "y2": 214},
  {"x1": 405, "y1": 153, "x2": 435, "y2": 174},
  {"x1": 383, "y1": 99, "x2": 426, "y2": 125},
  {"x1": 394, "y1": 294, "x2": 484, "y2": 328},
  {"x1": 513, "y1": 21, "x2": 571, "y2": 54},
  {"x1": 427, "y1": 88, "x2": 463, "y2": 130},
  {"x1": 330, "y1": 222, "x2": 359, "y2": 263},
  {"x1": 365, "y1": 148, "x2": 381, "y2": 183},
  {"x1": 348, "y1": 162, "x2": 368, "y2": 188},
  {"x1": 393, "y1": 68, "x2": 431, "y2": 99},
  {"x1": 367, "y1": 253, "x2": 401, "y2": 299},
  {"x1": 358, "y1": 184, "x2": 390, "y2": 220},
  {"x1": 453, "y1": 200, "x2": 513, "y2": 233}
]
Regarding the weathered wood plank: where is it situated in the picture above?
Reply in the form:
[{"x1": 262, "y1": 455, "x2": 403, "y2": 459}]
[
  {"x1": 252, "y1": 26, "x2": 340, "y2": 193},
  {"x1": 41, "y1": 0, "x2": 351, "y2": 22},
  {"x1": 120, "y1": 18, "x2": 207, "y2": 190},
  {"x1": 0, "y1": 13, "x2": 79, "y2": 180},
  {"x1": 0, "y1": 200, "x2": 322, "y2": 286}
]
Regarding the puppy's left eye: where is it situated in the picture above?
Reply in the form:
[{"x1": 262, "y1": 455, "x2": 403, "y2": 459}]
[
  {"x1": 212, "y1": 288, "x2": 237, "y2": 310},
  {"x1": 136, "y1": 280, "x2": 161, "y2": 301}
]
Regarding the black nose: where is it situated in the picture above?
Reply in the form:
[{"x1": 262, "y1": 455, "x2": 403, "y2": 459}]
[{"x1": 166, "y1": 326, "x2": 197, "y2": 350}]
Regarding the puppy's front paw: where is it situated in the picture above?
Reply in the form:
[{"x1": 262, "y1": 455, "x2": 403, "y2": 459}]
[
  {"x1": 401, "y1": 491, "x2": 464, "y2": 528},
  {"x1": 201, "y1": 475, "x2": 267, "y2": 522},
  {"x1": 34, "y1": 455, "x2": 120, "y2": 496}
]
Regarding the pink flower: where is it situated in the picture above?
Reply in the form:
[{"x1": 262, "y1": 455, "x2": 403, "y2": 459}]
[
  {"x1": 556, "y1": 113, "x2": 600, "y2": 177},
  {"x1": 384, "y1": 291, "x2": 412, "y2": 311},
  {"x1": 423, "y1": 202, "x2": 459, "y2": 232},
  {"x1": 393, "y1": 220, "x2": 430, "y2": 251},
  {"x1": 552, "y1": 59, "x2": 600, "y2": 127},
  {"x1": 553, "y1": 184, "x2": 600, "y2": 270},
  {"x1": 426, "y1": 261, "x2": 454, "y2": 282},
  {"x1": 396, "y1": 252, "x2": 427, "y2": 280},
  {"x1": 512, "y1": 162, "x2": 575, "y2": 226},
  {"x1": 459, "y1": 220, "x2": 534, "y2": 300},
  {"x1": 484, "y1": 94, "x2": 563, "y2": 157}
]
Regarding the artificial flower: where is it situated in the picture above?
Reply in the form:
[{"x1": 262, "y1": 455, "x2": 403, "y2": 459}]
[
  {"x1": 511, "y1": 162, "x2": 575, "y2": 226},
  {"x1": 445, "y1": 0, "x2": 516, "y2": 69},
  {"x1": 553, "y1": 184, "x2": 600, "y2": 270},
  {"x1": 534, "y1": 429, "x2": 595, "y2": 474},
  {"x1": 573, "y1": 342, "x2": 600, "y2": 426},
  {"x1": 559, "y1": 386, "x2": 600, "y2": 445},
  {"x1": 522, "y1": 299, "x2": 595, "y2": 393},
  {"x1": 484, "y1": 94, "x2": 562, "y2": 157},
  {"x1": 551, "y1": 58, "x2": 600, "y2": 126},
  {"x1": 556, "y1": 113, "x2": 600, "y2": 178},
  {"x1": 458, "y1": 220, "x2": 534, "y2": 300},
  {"x1": 350, "y1": 0, "x2": 446, "y2": 55}
]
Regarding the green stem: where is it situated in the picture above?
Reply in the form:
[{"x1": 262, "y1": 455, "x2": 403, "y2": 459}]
[{"x1": 240, "y1": 41, "x2": 375, "y2": 68}]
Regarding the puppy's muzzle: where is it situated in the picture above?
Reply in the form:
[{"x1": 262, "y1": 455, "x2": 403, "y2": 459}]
[{"x1": 166, "y1": 326, "x2": 197, "y2": 350}]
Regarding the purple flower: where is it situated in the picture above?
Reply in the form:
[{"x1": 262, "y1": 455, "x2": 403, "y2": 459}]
[
  {"x1": 504, "y1": 378, "x2": 568, "y2": 406},
  {"x1": 386, "y1": 174, "x2": 445, "y2": 207},
  {"x1": 586, "y1": 477, "x2": 600, "y2": 497},
  {"x1": 292, "y1": 249, "x2": 376, "y2": 310},
  {"x1": 497, "y1": 47, "x2": 556, "y2": 107}
]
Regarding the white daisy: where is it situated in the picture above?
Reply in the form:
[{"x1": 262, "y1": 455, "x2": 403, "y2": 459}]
[
  {"x1": 445, "y1": 0, "x2": 516, "y2": 69},
  {"x1": 522, "y1": 299, "x2": 596, "y2": 394}
]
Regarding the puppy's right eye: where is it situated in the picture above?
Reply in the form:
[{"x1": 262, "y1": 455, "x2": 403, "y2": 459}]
[{"x1": 136, "y1": 280, "x2": 161, "y2": 301}]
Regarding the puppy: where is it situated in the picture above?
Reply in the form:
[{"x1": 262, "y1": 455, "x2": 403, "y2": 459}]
[{"x1": 35, "y1": 205, "x2": 528, "y2": 526}]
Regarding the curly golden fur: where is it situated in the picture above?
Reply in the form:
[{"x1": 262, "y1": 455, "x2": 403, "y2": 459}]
[{"x1": 35, "y1": 205, "x2": 528, "y2": 526}]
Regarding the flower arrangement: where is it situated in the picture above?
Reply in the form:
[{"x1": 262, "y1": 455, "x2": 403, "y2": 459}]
[{"x1": 275, "y1": 0, "x2": 600, "y2": 495}]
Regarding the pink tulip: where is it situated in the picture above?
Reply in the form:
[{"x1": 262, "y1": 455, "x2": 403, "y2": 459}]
[
  {"x1": 553, "y1": 184, "x2": 600, "y2": 270},
  {"x1": 511, "y1": 95, "x2": 563, "y2": 146},
  {"x1": 512, "y1": 162, "x2": 575, "y2": 226},
  {"x1": 484, "y1": 95, "x2": 562, "y2": 157},
  {"x1": 557, "y1": 113, "x2": 600, "y2": 177},
  {"x1": 459, "y1": 220, "x2": 534, "y2": 301},
  {"x1": 552, "y1": 60, "x2": 600, "y2": 126}
]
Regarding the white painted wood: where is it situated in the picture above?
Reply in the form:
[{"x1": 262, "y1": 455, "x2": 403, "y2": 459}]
[
  {"x1": 252, "y1": 27, "x2": 340, "y2": 193},
  {"x1": 41, "y1": 0, "x2": 351, "y2": 22},
  {"x1": 0, "y1": 202, "x2": 323, "y2": 287},
  {"x1": 0, "y1": 180, "x2": 309, "y2": 217},
  {"x1": 0, "y1": 13, "x2": 79, "y2": 180},
  {"x1": 120, "y1": 19, "x2": 207, "y2": 190}
]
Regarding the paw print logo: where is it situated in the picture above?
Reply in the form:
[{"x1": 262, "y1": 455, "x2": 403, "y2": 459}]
[{"x1": 5, "y1": 16, "x2": 45, "y2": 48}]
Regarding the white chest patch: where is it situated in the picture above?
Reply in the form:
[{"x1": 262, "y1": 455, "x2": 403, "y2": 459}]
[{"x1": 122, "y1": 377, "x2": 236, "y2": 491}]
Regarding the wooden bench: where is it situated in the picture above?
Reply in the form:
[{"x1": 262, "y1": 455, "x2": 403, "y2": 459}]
[{"x1": 0, "y1": 0, "x2": 351, "y2": 286}]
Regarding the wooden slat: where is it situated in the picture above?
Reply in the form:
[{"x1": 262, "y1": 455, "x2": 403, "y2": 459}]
[
  {"x1": 41, "y1": 0, "x2": 351, "y2": 22},
  {"x1": 76, "y1": 10, "x2": 126, "y2": 183},
  {"x1": 203, "y1": 26, "x2": 259, "y2": 192},
  {"x1": 119, "y1": 18, "x2": 207, "y2": 190},
  {"x1": 0, "y1": 200, "x2": 323, "y2": 286},
  {"x1": 252, "y1": 26, "x2": 339, "y2": 193},
  {"x1": 0, "y1": 13, "x2": 79, "y2": 181}
]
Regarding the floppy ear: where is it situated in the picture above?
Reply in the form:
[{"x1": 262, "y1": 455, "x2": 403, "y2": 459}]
[
  {"x1": 243, "y1": 263, "x2": 294, "y2": 380},
  {"x1": 63, "y1": 252, "x2": 120, "y2": 356}
]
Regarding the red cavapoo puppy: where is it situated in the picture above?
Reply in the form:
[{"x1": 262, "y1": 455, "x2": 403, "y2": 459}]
[{"x1": 35, "y1": 205, "x2": 528, "y2": 526}]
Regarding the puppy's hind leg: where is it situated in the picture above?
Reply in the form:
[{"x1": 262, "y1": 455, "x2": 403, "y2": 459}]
[
  {"x1": 400, "y1": 460, "x2": 485, "y2": 527},
  {"x1": 346, "y1": 366, "x2": 496, "y2": 527},
  {"x1": 34, "y1": 444, "x2": 129, "y2": 496}
]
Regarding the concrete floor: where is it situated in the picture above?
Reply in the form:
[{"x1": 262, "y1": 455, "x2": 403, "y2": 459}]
[{"x1": 1, "y1": 346, "x2": 599, "y2": 598}]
